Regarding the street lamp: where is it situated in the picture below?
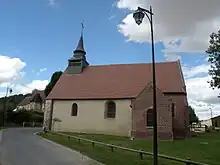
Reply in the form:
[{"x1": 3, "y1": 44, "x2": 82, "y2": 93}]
[
  {"x1": 209, "y1": 107, "x2": 213, "y2": 128},
  {"x1": 2, "y1": 86, "x2": 13, "y2": 127},
  {"x1": 133, "y1": 6, "x2": 158, "y2": 165},
  {"x1": 210, "y1": 108, "x2": 213, "y2": 119}
]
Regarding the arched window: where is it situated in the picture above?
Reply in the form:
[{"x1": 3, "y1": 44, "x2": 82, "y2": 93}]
[
  {"x1": 71, "y1": 103, "x2": 78, "y2": 116},
  {"x1": 105, "y1": 101, "x2": 116, "y2": 118},
  {"x1": 146, "y1": 108, "x2": 153, "y2": 127}
]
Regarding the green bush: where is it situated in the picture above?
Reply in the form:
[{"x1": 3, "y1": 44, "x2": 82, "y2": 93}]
[{"x1": 6, "y1": 110, "x2": 44, "y2": 125}]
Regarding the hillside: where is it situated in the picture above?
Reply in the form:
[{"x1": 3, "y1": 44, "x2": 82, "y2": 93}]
[
  {"x1": 0, "y1": 94, "x2": 27, "y2": 125},
  {"x1": 0, "y1": 94, "x2": 28, "y2": 111}
]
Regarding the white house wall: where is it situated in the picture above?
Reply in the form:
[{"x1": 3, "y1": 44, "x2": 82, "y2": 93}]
[
  {"x1": 52, "y1": 100, "x2": 132, "y2": 137},
  {"x1": 17, "y1": 102, "x2": 43, "y2": 112},
  {"x1": 201, "y1": 119, "x2": 212, "y2": 127}
]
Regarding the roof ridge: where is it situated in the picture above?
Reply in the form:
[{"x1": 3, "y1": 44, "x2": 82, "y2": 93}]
[{"x1": 88, "y1": 61, "x2": 178, "y2": 67}]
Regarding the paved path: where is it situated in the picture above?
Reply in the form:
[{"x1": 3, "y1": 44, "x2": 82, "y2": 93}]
[{"x1": 0, "y1": 128, "x2": 102, "y2": 165}]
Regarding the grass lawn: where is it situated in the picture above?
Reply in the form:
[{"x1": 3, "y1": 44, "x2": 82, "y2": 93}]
[{"x1": 40, "y1": 132, "x2": 220, "y2": 165}]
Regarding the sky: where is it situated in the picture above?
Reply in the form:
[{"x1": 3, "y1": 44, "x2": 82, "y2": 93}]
[{"x1": 0, "y1": 0, "x2": 220, "y2": 120}]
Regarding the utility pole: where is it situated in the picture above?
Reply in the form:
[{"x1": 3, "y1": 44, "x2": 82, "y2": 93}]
[
  {"x1": 210, "y1": 108, "x2": 213, "y2": 128},
  {"x1": 2, "y1": 86, "x2": 12, "y2": 127}
]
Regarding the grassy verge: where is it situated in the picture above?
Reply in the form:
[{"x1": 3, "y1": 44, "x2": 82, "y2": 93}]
[
  {"x1": 41, "y1": 133, "x2": 179, "y2": 165},
  {"x1": 0, "y1": 127, "x2": 6, "y2": 130},
  {"x1": 41, "y1": 132, "x2": 220, "y2": 165}
]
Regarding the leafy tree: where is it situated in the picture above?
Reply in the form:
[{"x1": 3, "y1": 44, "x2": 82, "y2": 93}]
[
  {"x1": 188, "y1": 106, "x2": 199, "y2": 124},
  {"x1": 0, "y1": 94, "x2": 25, "y2": 112},
  {"x1": 44, "y1": 71, "x2": 63, "y2": 97},
  {"x1": 14, "y1": 111, "x2": 31, "y2": 124},
  {"x1": 6, "y1": 110, "x2": 44, "y2": 125},
  {"x1": 0, "y1": 94, "x2": 26, "y2": 126},
  {"x1": 206, "y1": 30, "x2": 220, "y2": 90}
]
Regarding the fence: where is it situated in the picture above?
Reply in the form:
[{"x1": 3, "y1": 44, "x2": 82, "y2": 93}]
[
  {"x1": 22, "y1": 122, "x2": 43, "y2": 127},
  {"x1": 2, "y1": 122, "x2": 43, "y2": 128},
  {"x1": 48, "y1": 131, "x2": 209, "y2": 165}
]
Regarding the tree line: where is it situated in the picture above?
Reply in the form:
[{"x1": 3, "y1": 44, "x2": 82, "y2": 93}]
[{"x1": 0, "y1": 71, "x2": 63, "y2": 126}]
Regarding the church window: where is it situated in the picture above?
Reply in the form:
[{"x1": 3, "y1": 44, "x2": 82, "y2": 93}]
[
  {"x1": 146, "y1": 108, "x2": 153, "y2": 127},
  {"x1": 105, "y1": 101, "x2": 116, "y2": 118},
  {"x1": 71, "y1": 103, "x2": 78, "y2": 116}
]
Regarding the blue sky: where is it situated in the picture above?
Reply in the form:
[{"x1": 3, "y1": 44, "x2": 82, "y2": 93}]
[
  {"x1": 0, "y1": 0, "x2": 154, "y2": 81},
  {"x1": 0, "y1": 0, "x2": 220, "y2": 119},
  {"x1": 0, "y1": 0, "x2": 199, "y2": 82}
]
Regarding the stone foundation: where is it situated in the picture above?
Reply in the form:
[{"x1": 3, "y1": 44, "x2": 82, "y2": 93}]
[{"x1": 43, "y1": 100, "x2": 52, "y2": 129}]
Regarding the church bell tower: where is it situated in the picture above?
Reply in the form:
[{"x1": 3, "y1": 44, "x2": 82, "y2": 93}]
[{"x1": 66, "y1": 22, "x2": 89, "y2": 74}]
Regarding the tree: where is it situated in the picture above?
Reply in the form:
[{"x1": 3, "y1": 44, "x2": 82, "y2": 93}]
[
  {"x1": 6, "y1": 110, "x2": 44, "y2": 125},
  {"x1": 0, "y1": 94, "x2": 26, "y2": 126},
  {"x1": 188, "y1": 106, "x2": 199, "y2": 124},
  {"x1": 44, "y1": 71, "x2": 63, "y2": 97},
  {"x1": 206, "y1": 30, "x2": 220, "y2": 90}
]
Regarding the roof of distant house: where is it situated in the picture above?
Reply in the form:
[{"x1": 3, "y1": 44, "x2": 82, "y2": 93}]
[
  {"x1": 47, "y1": 60, "x2": 186, "y2": 100},
  {"x1": 18, "y1": 96, "x2": 32, "y2": 106},
  {"x1": 18, "y1": 90, "x2": 45, "y2": 106},
  {"x1": 32, "y1": 89, "x2": 45, "y2": 101},
  {"x1": 212, "y1": 115, "x2": 220, "y2": 120}
]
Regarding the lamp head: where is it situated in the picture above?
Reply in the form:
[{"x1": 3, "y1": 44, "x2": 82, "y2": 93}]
[{"x1": 133, "y1": 9, "x2": 145, "y2": 25}]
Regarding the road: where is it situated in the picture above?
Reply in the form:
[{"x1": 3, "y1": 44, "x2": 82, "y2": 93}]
[{"x1": 0, "y1": 128, "x2": 102, "y2": 165}]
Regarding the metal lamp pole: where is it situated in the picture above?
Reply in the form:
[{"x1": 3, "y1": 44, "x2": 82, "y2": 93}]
[
  {"x1": 2, "y1": 86, "x2": 12, "y2": 127},
  {"x1": 133, "y1": 6, "x2": 158, "y2": 165},
  {"x1": 209, "y1": 107, "x2": 213, "y2": 128},
  {"x1": 210, "y1": 108, "x2": 213, "y2": 119}
]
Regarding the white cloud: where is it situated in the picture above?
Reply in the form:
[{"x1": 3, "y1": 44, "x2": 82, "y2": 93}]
[
  {"x1": 37, "y1": 68, "x2": 47, "y2": 75},
  {"x1": 117, "y1": 0, "x2": 220, "y2": 54},
  {"x1": 48, "y1": 0, "x2": 58, "y2": 7},
  {"x1": 164, "y1": 53, "x2": 181, "y2": 62},
  {"x1": 0, "y1": 79, "x2": 49, "y2": 98},
  {"x1": 183, "y1": 64, "x2": 220, "y2": 120},
  {"x1": 40, "y1": 68, "x2": 47, "y2": 72},
  {"x1": 0, "y1": 82, "x2": 10, "y2": 88},
  {"x1": 0, "y1": 55, "x2": 26, "y2": 85},
  {"x1": 0, "y1": 55, "x2": 48, "y2": 97},
  {"x1": 182, "y1": 64, "x2": 210, "y2": 79},
  {"x1": 12, "y1": 80, "x2": 49, "y2": 95},
  {"x1": 116, "y1": 0, "x2": 220, "y2": 119}
]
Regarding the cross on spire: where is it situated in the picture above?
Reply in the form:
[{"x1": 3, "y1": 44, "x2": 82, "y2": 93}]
[
  {"x1": 73, "y1": 21, "x2": 86, "y2": 56},
  {"x1": 67, "y1": 21, "x2": 89, "y2": 74},
  {"x1": 81, "y1": 20, "x2": 84, "y2": 36}
]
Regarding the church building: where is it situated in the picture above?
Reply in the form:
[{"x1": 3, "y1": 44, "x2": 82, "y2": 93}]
[{"x1": 43, "y1": 29, "x2": 189, "y2": 140}]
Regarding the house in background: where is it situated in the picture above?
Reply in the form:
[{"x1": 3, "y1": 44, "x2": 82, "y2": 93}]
[
  {"x1": 17, "y1": 89, "x2": 45, "y2": 112},
  {"x1": 200, "y1": 118, "x2": 212, "y2": 127},
  {"x1": 211, "y1": 115, "x2": 220, "y2": 128},
  {"x1": 43, "y1": 31, "x2": 189, "y2": 140}
]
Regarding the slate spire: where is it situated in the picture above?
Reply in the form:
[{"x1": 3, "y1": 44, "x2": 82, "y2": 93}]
[
  {"x1": 73, "y1": 22, "x2": 86, "y2": 56},
  {"x1": 66, "y1": 22, "x2": 89, "y2": 74}
]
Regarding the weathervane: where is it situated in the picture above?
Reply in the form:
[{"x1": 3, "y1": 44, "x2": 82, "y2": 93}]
[{"x1": 81, "y1": 20, "x2": 84, "y2": 36}]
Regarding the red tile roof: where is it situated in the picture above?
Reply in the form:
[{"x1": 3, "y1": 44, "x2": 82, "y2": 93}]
[
  {"x1": 18, "y1": 90, "x2": 45, "y2": 106},
  {"x1": 47, "y1": 61, "x2": 186, "y2": 100},
  {"x1": 32, "y1": 89, "x2": 45, "y2": 101}
]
